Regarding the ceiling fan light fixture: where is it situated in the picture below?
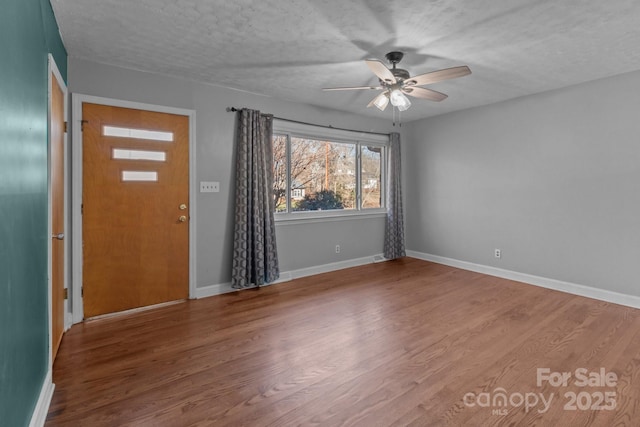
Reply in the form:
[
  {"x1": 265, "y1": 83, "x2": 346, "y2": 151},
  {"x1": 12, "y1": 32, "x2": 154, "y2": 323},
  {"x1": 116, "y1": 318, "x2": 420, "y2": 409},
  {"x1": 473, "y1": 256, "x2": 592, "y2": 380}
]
[
  {"x1": 373, "y1": 92, "x2": 390, "y2": 111},
  {"x1": 390, "y1": 89, "x2": 411, "y2": 111}
]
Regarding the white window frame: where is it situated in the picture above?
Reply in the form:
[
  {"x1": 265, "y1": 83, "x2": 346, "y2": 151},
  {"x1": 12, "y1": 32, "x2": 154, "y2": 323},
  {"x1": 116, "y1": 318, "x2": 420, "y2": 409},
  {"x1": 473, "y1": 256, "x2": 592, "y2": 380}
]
[{"x1": 273, "y1": 119, "x2": 388, "y2": 223}]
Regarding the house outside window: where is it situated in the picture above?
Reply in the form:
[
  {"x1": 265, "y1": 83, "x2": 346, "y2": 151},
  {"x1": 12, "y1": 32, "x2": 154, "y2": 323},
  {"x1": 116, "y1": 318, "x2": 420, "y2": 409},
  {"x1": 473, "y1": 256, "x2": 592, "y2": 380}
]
[{"x1": 291, "y1": 186, "x2": 305, "y2": 200}]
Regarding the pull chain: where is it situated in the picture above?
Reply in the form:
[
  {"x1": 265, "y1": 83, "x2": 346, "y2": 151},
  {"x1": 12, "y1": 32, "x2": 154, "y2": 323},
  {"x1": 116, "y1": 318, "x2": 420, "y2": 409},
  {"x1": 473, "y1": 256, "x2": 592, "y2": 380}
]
[{"x1": 392, "y1": 107, "x2": 402, "y2": 127}]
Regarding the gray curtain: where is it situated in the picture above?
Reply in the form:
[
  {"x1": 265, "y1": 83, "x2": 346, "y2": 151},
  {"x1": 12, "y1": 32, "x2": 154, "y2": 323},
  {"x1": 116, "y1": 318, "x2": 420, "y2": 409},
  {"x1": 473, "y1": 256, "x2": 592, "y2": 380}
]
[
  {"x1": 231, "y1": 108, "x2": 279, "y2": 289},
  {"x1": 384, "y1": 132, "x2": 406, "y2": 259}
]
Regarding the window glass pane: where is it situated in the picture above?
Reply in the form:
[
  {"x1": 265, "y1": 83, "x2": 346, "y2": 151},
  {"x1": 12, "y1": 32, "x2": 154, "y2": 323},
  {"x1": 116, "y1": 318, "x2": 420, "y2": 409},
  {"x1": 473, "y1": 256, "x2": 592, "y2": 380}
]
[
  {"x1": 121, "y1": 171, "x2": 158, "y2": 182},
  {"x1": 290, "y1": 138, "x2": 355, "y2": 211},
  {"x1": 104, "y1": 125, "x2": 173, "y2": 142},
  {"x1": 272, "y1": 135, "x2": 288, "y2": 212},
  {"x1": 361, "y1": 146, "x2": 382, "y2": 208},
  {"x1": 113, "y1": 148, "x2": 166, "y2": 161}
]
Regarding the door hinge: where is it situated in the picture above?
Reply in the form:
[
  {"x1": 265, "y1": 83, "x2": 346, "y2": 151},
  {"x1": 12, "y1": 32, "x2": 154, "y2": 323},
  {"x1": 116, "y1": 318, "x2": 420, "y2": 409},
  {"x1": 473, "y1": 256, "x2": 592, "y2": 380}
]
[
  {"x1": 63, "y1": 121, "x2": 68, "y2": 133},
  {"x1": 80, "y1": 119, "x2": 88, "y2": 131},
  {"x1": 63, "y1": 288, "x2": 68, "y2": 300},
  {"x1": 81, "y1": 287, "x2": 84, "y2": 297},
  {"x1": 81, "y1": 203, "x2": 83, "y2": 215}
]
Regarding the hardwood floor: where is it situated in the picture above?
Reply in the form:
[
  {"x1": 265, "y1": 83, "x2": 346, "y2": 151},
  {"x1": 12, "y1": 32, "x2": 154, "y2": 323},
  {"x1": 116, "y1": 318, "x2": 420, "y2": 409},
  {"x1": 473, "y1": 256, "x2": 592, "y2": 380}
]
[{"x1": 47, "y1": 258, "x2": 640, "y2": 426}]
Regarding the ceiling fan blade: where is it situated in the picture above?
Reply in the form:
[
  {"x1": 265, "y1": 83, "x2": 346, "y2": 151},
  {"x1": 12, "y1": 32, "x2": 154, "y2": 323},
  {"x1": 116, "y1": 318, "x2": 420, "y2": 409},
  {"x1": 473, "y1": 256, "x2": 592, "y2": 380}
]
[
  {"x1": 402, "y1": 86, "x2": 448, "y2": 102},
  {"x1": 365, "y1": 59, "x2": 396, "y2": 84},
  {"x1": 323, "y1": 85, "x2": 382, "y2": 91},
  {"x1": 405, "y1": 66, "x2": 471, "y2": 87}
]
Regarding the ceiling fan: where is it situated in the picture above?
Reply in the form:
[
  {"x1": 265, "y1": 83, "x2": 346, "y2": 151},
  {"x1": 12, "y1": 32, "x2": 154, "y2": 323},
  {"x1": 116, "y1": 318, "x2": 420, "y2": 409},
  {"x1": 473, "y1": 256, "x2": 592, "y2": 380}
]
[{"x1": 323, "y1": 51, "x2": 471, "y2": 112}]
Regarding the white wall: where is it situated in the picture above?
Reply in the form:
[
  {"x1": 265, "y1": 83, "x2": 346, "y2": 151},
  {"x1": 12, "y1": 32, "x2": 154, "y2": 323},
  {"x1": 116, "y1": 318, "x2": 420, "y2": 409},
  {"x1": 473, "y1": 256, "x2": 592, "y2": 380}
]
[
  {"x1": 68, "y1": 58, "x2": 397, "y2": 289},
  {"x1": 404, "y1": 70, "x2": 640, "y2": 297}
]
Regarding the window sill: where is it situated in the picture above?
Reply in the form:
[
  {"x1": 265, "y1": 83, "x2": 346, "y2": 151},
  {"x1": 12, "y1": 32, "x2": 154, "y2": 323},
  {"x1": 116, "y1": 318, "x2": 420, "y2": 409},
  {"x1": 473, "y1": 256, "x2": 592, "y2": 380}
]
[{"x1": 275, "y1": 209, "x2": 386, "y2": 225}]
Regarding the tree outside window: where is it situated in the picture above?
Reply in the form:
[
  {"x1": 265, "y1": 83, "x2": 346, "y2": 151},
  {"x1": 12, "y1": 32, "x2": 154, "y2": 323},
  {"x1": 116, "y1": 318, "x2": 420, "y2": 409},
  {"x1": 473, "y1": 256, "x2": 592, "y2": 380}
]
[{"x1": 273, "y1": 133, "x2": 384, "y2": 213}]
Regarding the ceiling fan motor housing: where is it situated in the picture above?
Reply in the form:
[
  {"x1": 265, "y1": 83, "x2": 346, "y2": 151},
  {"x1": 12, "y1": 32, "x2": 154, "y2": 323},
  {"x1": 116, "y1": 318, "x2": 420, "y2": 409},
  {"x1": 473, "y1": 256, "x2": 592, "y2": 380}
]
[
  {"x1": 379, "y1": 68, "x2": 410, "y2": 87},
  {"x1": 391, "y1": 68, "x2": 410, "y2": 80},
  {"x1": 381, "y1": 51, "x2": 410, "y2": 85}
]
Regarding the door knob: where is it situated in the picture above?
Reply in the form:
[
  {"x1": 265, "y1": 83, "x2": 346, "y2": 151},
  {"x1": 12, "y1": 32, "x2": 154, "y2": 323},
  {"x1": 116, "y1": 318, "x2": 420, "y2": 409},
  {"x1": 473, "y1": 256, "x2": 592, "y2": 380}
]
[
  {"x1": 178, "y1": 215, "x2": 187, "y2": 222},
  {"x1": 52, "y1": 233, "x2": 64, "y2": 240}
]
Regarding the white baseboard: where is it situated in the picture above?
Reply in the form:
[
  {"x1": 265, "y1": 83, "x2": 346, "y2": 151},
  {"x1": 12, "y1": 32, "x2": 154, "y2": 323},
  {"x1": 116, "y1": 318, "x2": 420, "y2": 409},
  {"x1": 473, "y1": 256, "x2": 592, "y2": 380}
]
[
  {"x1": 85, "y1": 300, "x2": 186, "y2": 321},
  {"x1": 29, "y1": 370, "x2": 54, "y2": 427},
  {"x1": 195, "y1": 254, "x2": 385, "y2": 299},
  {"x1": 406, "y1": 250, "x2": 640, "y2": 310},
  {"x1": 286, "y1": 254, "x2": 385, "y2": 280},
  {"x1": 195, "y1": 281, "x2": 235, "y2": 298}
]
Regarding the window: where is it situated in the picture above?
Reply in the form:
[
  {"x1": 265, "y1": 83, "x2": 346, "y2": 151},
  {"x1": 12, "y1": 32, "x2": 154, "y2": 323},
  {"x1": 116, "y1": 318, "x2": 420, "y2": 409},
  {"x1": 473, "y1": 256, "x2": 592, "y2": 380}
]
[
  {"x1": 272, "y1": 120, "x2": 387, "y2": 218},
  {"x1": 112, "y1": 148, "x2": 166, "y2": 161},
  {"x1": 103, "y1": 125, "x2": 173, "y2": 142},
  {"x1": 121, "y1": 170, "x2": 158, "y2": 182},
  {"x1": 361, "y1": 145, "x2": 382, "y2": 208}
]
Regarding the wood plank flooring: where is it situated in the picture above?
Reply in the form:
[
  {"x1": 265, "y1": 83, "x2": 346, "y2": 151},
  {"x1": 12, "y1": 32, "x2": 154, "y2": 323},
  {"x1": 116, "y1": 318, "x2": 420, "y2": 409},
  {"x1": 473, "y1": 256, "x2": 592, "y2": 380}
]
[{"x1": 46, "y1": 258, "x2": 640, "y2": 426}]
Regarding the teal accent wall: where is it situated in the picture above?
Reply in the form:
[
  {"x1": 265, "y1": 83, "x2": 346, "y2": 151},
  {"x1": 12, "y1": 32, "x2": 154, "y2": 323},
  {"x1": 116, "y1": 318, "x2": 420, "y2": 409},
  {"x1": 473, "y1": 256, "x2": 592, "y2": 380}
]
[{"x1": 0, "y1": 0, "x2": 66, "y2": 425}]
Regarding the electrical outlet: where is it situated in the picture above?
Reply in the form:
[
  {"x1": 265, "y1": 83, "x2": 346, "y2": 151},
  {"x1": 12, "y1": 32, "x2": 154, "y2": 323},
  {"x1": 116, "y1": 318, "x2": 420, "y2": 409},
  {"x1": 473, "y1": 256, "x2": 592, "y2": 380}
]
[
  {"x1": 200, "y1": 181, "x2": 219, "y2": 193},
  {"x1": 335, "y1": 245, "x2": 341, "y2": 253},
  {"x1": 494, "y1": 248, "x2": 501, "y2": 259}
]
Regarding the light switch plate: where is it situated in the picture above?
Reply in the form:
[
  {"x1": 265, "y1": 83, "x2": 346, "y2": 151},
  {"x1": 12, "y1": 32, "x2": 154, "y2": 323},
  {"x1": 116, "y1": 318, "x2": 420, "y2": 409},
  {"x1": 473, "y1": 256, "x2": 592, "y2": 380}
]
[{"x1": 200, "y1": 181, "x2": 220, "y2": 193}]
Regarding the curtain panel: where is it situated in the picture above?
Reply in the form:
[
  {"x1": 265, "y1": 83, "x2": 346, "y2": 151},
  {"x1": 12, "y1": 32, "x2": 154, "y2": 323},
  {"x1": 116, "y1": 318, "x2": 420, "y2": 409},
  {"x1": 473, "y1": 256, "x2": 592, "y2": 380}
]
[
  {"x1": 384, "y1": 132, "x2": 406, "y2": 259},
  {"x1": 231, "y1": 108, "x2": 279, "y2": 289}
]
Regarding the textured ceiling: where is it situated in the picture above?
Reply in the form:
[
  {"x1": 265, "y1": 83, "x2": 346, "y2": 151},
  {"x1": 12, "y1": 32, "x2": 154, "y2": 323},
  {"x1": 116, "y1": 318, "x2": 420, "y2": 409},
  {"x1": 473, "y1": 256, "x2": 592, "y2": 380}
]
[{"x1": 51, "y1": 0, "x2": 640, "y2": 122}]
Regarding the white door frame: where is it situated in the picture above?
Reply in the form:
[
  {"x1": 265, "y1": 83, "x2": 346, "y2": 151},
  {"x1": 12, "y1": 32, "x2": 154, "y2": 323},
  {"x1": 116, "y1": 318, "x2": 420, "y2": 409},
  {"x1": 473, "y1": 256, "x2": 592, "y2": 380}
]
[
  {"x1": 71, "y1": 94, "x2": 197, "y2": 323},
  {"x1": 48, "y1": 54, "x2": 69, "y2": 357}
]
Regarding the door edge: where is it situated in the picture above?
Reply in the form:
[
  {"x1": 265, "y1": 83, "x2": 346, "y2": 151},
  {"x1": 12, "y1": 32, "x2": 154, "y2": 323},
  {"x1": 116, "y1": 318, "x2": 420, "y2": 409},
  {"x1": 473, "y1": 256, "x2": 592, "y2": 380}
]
[{"x1": 48, "y1": 54, "x2": 68, "y2": 364}]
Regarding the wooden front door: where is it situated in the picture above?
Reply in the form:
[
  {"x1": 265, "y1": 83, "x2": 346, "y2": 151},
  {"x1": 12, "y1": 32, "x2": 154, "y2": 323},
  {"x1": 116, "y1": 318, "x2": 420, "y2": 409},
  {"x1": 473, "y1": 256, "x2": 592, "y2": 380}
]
[
  {"x1": 82, "y1": 103, "x2": 189, "y2": 318},
  {"x1": 50, "y1": 69, "x2": 65, "y2": 359}
]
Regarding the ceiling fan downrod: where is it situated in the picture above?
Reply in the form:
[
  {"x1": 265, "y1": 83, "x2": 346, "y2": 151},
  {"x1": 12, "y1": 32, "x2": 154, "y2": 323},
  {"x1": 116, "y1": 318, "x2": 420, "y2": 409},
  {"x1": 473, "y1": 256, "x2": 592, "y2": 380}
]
[{"x1": 384, "y1": 51, "x2": 410, "y2": 82}]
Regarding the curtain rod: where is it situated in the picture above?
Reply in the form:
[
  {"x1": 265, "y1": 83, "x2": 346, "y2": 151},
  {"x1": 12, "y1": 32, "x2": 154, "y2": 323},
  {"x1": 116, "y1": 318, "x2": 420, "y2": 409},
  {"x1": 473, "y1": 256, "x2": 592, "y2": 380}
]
[{"x1": 226, "y1": 107, "x2": 390, "y2": 136}]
